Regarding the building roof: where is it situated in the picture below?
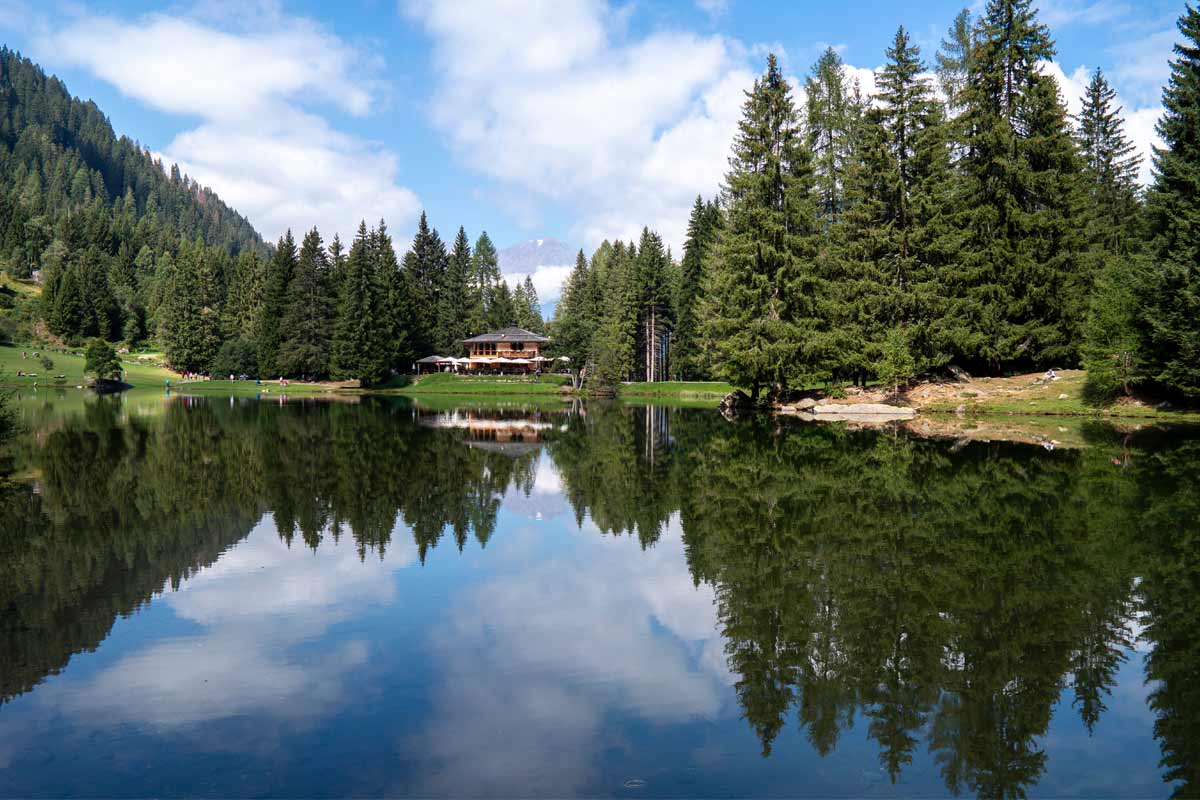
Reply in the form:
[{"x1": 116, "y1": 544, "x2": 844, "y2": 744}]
[
  {"x1": 415, "y1": 355, "x2": 445, "y2": 363},
  {"x1": 462, "y1": 326, "x2": 550, "y2": 344}
]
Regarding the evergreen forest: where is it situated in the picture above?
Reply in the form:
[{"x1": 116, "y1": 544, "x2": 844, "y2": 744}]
[{"x1": 3, "y1": 1, "x2": 1200, "y2": 401}]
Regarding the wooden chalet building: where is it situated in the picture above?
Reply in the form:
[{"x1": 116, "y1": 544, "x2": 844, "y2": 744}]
[{"x1": 414, "y1": 327, "x2": 554, "y2": 374}]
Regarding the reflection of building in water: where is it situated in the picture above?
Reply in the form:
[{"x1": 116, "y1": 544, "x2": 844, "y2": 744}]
[{"x1": 416, "y1": 408, "x2": 563, "y2": 457}]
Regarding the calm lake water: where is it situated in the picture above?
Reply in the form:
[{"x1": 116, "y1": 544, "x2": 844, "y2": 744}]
[{"x1": 1, "y1": 392, "x2": 1197, "y2": 798}]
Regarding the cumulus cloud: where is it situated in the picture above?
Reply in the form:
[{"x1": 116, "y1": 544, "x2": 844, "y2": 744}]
[
  {"x1": 33, "y1": 9, "x2": 420, "y2": 243},
  {"x1": 405, "y1": 0, "x2": 744, "y2": 252},
  {"x1": 1041, "y1": 60, "x2": 1164, "y2": 184},
  {"x1": 404, "y1": 510, "x2": 729, "y2": 795},
  {"x1": 34, "y1": 516, "x2": 417, "y2": 732}
]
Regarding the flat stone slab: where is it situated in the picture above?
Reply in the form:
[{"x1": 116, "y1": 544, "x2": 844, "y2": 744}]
[{"x1": 811, "y1": 403, "x2": 917, "y2": 418}]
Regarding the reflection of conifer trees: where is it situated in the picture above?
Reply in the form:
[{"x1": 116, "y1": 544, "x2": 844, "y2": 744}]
[
  {"x1": 550, "y1": 402, "x2": 690, "y2": 548},
  {"x1": 0, "y1": 397, "x2": 546, "y2": 706},
  {"x1": 1139, "y1": 438, "x2": 1200, "y2": 798},
  {"x1": 680, "y1": 419, "x2": 1146, "y2": 797}
]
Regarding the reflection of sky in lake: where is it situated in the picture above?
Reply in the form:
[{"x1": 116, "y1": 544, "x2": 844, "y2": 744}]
[{"x1": 0, "y1": 450, "x2": 1174, "y2": 797}]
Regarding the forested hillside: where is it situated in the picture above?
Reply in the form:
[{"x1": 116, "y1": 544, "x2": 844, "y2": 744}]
[{"x1": 0, "y1": 47, "x2": 263, "y2": 343}]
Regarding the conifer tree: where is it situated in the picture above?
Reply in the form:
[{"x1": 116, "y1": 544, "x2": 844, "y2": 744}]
[
  {"x1": 552, "y1": 249, "x2": 597, "y2": 386},
  {"x1": 517, "y1": 275, "x2": 544, "y2": 331},
  {"x1": 1138, "y1": 4, "x2": 1200, "y2": 397},
  {"x1": 592, "y1": 240, "x2": 639, "y2": 386},
  {"x1": 838, "y1": 27, "x2": 956, "y2": 378},
  {"x1": 699, "y1": 54, "x2": 823, "y2": 398},
  {"x1": 279, "y1": 227, "x2": 334, "y2": 378},
  {"x1": 373, "y1": 219, "x2": 410, "y2": 369},
  {"x1": 258, "y1": 230, "x2": 297, "y2": 376},
  {"x1": 1076, "y1": 68, "x2": 1142, "y2": 256},
  {"x1": 332, "y1": 222, "x2": 388, "y2": 384},
  {"x1": 438, "y1": 227, "x2": 472, "y2": 352},
  {"x1": 807, "y1": 48, "x2": 865, "y2": 226},
  {"x1": 633, "y1": 227, "x2": 672, "y2": 381},
  {"x1": 947, "y1": 0, "x2": 1087, "y2": 372},
  {"x1": 403, "y1": 212, "x2": 446, "y2": 355},
  {"x1": 470, "y1": 231, "x2": 502, "y2": 332},
  {"x1": 222, "y1": 250, "x2": 265, "y2": 342},
  {"x1": 935, "y1": 9, "x2": 974, "y2": 119},
  {"x1": 490, "y1": 280, "x2": 516, "y2": 328},
  {"x1": 161, "y1": 239, "x2": 219, "y2": 372},
  {"x1": 674, "y1": 197, "x2": 720, "y2": 379}
]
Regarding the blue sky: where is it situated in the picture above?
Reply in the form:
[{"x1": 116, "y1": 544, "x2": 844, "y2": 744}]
[{"x1": 0, "y1": 0, "x2": 1184, "y2": 300}]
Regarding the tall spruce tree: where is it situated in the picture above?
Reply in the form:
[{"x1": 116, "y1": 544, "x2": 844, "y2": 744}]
[
  {"x1": 1076, "y1": 68, "x2": 1142, "y2": 256},
  {"x1": 674, "y1": 197, "x2": 720, "y2": 379},
  {"x1": 403, "y1": 212, "x2": 446, "y2": 356},
  {"x1": 160, "y1": 238, "x2": 219, "y2": 372},
  {"x1": 258, "y1": 230, "x2": 298, "y2": 376},
  {"x1": 469, "y1": 231, "x2": 502, "y2": 332},
  {"x1": 278, "y1": 227, "x2": 334, "y2": 378},
  {"x1": 699, "y1": 54, "x2": 823, "y2": 398},
  {"x1": 374, "y1": 219, "x2": 411, "y2": 369},
  {"x1": 551, "y1": 249, "x2": 598, "y2": 386},
  {"x1": 516, "y1": 275, "x2": 544, "y2": 331},
  {"x1": 438, "y1": 227, "x2": 472, "y2": 353},
  {"x1": 633, "y1": 227, "x2": 673, "y2": 381},
  {"x1": 837, "y1": 27, "x2": 956, "y2": 379},
  {"x1": 592, "y1": 240, "x2": 639, "y2": 386},
  {"x1": 807, "y1": 48, "x2": 865, "y2": 226},
  {"x1": 332, "y1": 222, "x2": 388, "y2": 384},
  {"x1": 222, "y1": 250, "x2": 266, "y2": 342},
  {"x1": 946, "y1": 0, "x2": 1087, "y2": 372},
  {"x1": 1139, "y1": 4, "x2": 1200, "y2": 397}
]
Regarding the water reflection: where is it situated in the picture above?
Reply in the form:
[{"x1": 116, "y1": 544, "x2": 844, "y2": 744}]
[{"x1": 0, "y1": 395, "x2": 1196, "y2": 797}]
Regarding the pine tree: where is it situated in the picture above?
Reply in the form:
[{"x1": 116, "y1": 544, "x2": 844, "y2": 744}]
[
  {"x1": 373, "y1": 219, "x2": 410, "y2": 368},
  {"x1": 278, "y1": 227, "x2": 334, "y2": 378},
  {"x1": 258, "y1": 230, "x2": 298, "y2": 376},
  {"x1": 838, "y1": 27, "x2": 957, "y2": 379},
  {"x1": 517, "y1": 275, "x2": 544, "y2": 331},
  {"x1": 674, "y1": 197, "x2": 720, "y2": 379},
  {"x1": 592, "y1": 241, "x2": 639, "y2": 386},
  {"x1": 222, "y1": 250, "x2": 266, "y2": 342},
  {"x1": 1138, "y1": 4, "x2": 1200, "y2": 397},
  {"x1": 633, "y1": 227, "x2": 672, "y2": 381},
  {"x1": 332, "y1": 222, "x2": 388, "y2": 384},
  {"x1": 551, "y1": 249, "x2": 597, "y2": 386},
  {"x1": 699, "y1": 54, "x2": 823, "y2": 397},
  {"x1": 1076, "y1": 68, "x2": 1142, "y2": 256},
  {"x1": 403, "y1": 212, "x2": 446, "y2": 356},
  {"x1": 438, "y1": 227, "x2": 472, "y2": 353},
  {"x1": 469, "y1": 231, "x2": 501, "y2": 333},
  {"x1": 807, "y1": 48, "x2": 865, "y2": 226},
  {"x1": 160, "y1": 239, "x2": 219, "y2": 372},
  {"x1": 947, "y1": 0, "x2": 1088, "y2": 372}
]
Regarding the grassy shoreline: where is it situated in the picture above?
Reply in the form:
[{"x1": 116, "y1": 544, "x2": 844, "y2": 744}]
[{"x1": 4, "y1": 344, "x2": 1198, "y2": 420}]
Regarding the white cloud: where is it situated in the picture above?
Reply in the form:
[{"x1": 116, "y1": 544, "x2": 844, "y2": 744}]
[
  {"x1": 406, "y1": 0, "x2": 744, "y2": 252},
  {"x1": 503, "y1": 265, "x2": 575, "y2": 305},
  {"x1": 33, "y1": 516, "x2": 417, "y2": 732},
  {"x1": 1036, "y1": 0, "x2": 1134, "y2": 27},
  {"x1": 1041, "y1": 60, "x2": 1164, "y2": 184},
  {"x1": 405, "y1": 511, "x2": 729, "y2": 795},
  {"x1": 33, "y1": 10, "x2": 421, "y2": 243}
]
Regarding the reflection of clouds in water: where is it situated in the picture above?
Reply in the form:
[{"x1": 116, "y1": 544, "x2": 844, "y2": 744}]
[
  {"x1": 500, "y1": 452, "x2": 574, "y2": 522},
  {"x1": 35, "y1": 515, "x2": 417, "y2": 730},
  {"x1": 407, "y1": 512, "x2": 730, "y2": 796}
]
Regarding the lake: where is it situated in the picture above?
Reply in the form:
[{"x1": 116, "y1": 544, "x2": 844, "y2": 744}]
[{"x1": 0, "y1": 392, "x2": 1196, "y2": 797}]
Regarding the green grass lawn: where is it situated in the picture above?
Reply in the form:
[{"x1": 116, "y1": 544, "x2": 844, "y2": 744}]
[
  {"x1": 617, "y1": 381, "x2": 734, "y2": 400},
  {"x1": 0, "y1": 344, "x2": 342, "y2": 395},
  {"x1": 394, "y1": 372, "x2": 572, "y2": 396}
]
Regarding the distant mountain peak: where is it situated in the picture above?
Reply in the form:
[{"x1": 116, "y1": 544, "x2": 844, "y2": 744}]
[{"x1": 498, "y1": 237, "x2": 577, "y2": 273}]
